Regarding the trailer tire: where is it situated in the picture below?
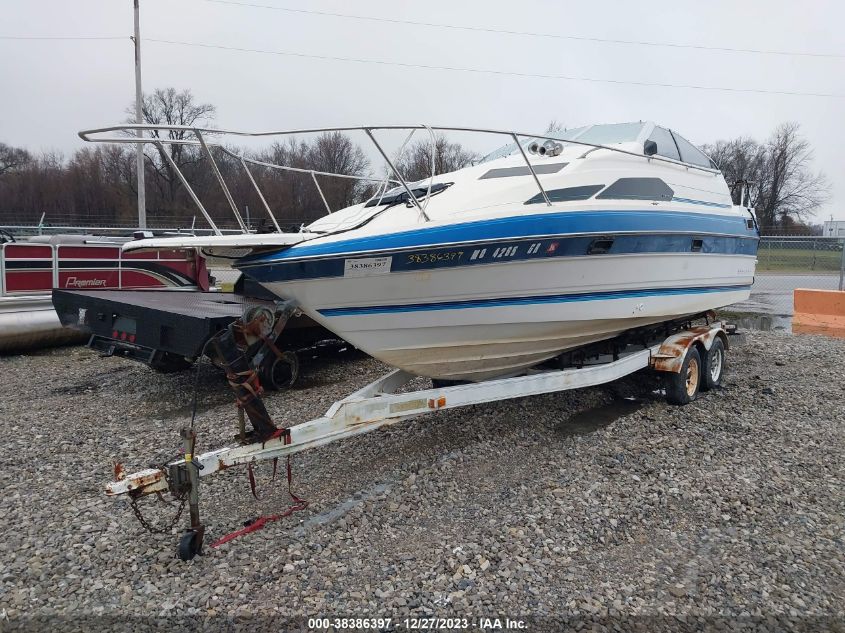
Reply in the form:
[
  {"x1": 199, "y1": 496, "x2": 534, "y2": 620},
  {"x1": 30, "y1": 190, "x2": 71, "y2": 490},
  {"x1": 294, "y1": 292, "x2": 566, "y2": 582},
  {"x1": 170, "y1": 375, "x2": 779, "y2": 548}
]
[
  {"x1": 700, "y1": 338, "x2": 725, "y2": 392},
  {"x1": 664, "y1": 346, "x2": 702, "y2": 405},
  {"x1": 261, "y1": 351, "x2": 299, "y2": 390}
]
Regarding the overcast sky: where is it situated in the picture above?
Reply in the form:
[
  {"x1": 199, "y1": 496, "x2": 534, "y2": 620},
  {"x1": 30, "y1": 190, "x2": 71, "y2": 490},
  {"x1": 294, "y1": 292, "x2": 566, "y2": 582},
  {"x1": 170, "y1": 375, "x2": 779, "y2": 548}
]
[{"x1": 2, "y1": 0, "x2": 843, "y2": 220}]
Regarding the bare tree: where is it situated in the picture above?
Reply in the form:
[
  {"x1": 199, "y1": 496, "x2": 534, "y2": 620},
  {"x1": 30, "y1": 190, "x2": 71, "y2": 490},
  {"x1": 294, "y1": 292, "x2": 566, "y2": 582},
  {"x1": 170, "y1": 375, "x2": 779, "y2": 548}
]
[
  {"x1": 248, "y1": 133, "x2": 370, "y2": 223},
  {"x1": 307, "y1": 132, "x2": 369, "y2": 211},
  {"x1": 544, "y1": 120, "x2": 566, "y2": 136},
  {"x1": 0, "y1": 143, "x2": 32, "y2": 176},
  {"x1": 756, "y1": 122, "x2": 829, "y2": 228},
  {"x1": 704, "y1": 137, "x2": 766, "y2": 204},
  {"x1": 395, "y1": 135, "x2": 479, "y2": 182},
  {"x1": 703, "y1": 123, "x2": 829, "y2": 230},
  {"x1": 127, "y1": 88, "x2": 216, "y2": 204}
]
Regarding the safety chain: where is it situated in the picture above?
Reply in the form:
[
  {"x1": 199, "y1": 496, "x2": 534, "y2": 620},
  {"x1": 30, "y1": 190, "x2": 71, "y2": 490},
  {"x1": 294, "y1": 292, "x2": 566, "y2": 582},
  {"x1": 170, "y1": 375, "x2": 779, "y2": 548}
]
[{"x1": 128, "y1": 463, "x2": 188, "y2": 535}]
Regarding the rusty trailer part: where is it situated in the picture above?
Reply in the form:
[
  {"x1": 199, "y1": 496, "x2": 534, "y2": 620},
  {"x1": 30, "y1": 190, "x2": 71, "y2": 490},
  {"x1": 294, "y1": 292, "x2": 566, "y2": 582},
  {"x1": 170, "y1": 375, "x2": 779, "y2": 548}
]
[
  {"x1": 107, "y1": 320, "x2": 732, "y2": 559},
  {"x1": 650, "y1": 324, "x2": 729, "y2": 373}
]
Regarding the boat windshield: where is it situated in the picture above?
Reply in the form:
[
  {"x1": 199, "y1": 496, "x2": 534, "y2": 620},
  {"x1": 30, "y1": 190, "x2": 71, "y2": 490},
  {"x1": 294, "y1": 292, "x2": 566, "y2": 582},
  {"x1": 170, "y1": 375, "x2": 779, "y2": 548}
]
[
  {"x1": 478, "y1": 122, "x2": 645, "y2": 164},
  {"x1": 574, "y1": 122, "x2": 644, "y2": 145}
]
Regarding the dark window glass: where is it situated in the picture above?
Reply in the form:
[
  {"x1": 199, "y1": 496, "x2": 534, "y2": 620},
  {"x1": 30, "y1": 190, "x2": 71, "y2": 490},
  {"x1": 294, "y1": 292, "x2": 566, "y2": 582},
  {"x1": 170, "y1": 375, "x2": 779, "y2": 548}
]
[
  {"x1": 480, "y1": 163, "x2": 567, "y2": 180},
  {"x1": 672, "y1": 132, "x2": 714, "y2": 168},
  {"x1": 587, "y1": 238, "x2": 615, "y2": 255},
  {"x1": 645, "y1": 126, "x2": 680, "y2": 161},
  {"x1": 524, "y1": 184, "x2": 605, "y2": 205},
  {"x1": 596, "y1": 177, "x2": 674, "y2": 201},
  {"x1": 364, "y1": 182, "x2": 452, "y2": 207}
]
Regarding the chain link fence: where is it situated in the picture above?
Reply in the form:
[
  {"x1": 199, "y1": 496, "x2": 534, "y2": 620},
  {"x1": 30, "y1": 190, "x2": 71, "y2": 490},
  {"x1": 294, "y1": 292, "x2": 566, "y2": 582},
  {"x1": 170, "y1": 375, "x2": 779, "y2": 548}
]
[{"x1": 732, "y1": 236, "x2": 845, "y2": 316}]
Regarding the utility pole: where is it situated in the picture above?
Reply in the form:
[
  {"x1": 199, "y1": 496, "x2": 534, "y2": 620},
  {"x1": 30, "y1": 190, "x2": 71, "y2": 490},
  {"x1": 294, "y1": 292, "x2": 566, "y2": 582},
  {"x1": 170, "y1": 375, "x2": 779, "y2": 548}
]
[{"x1": 132, "y1": 0, "x2": 147, "y2": 229}]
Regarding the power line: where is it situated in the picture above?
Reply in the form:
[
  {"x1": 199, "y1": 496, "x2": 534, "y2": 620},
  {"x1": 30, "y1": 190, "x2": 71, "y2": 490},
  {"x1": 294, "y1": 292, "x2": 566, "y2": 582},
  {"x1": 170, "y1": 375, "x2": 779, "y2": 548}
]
[
  {"x1": 145, "y1": 38, "x2": 845, "y2": 99},
  {"x1": 3, "y1": 32, "x2": 840, "y2": 98},
  {"x1": 0, "y1": 35, "x2": 127, "y2": 41},
  {"x1": 199, "y1": 0, "x2": 845, "y2": 60}
]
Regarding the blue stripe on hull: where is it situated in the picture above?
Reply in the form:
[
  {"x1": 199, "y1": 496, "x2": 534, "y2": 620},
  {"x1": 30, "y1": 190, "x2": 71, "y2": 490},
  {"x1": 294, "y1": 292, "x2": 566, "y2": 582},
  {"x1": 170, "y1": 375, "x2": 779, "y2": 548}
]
[
  {"x1": 240, "y1": 209, "x2": 757, "y2": 266},
  {"x1": 318, "y1": 284, "x2": 752, "y2": 317},
  {"x1": 242, "y1": 233, "x2": 758, "y2": 283}
]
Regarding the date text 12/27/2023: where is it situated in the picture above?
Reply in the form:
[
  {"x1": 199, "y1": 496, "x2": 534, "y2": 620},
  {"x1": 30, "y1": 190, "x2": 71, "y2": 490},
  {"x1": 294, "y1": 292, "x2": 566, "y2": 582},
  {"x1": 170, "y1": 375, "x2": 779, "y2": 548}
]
[{"x1": 307, "y1": 617, "x2": 528, "y2": 630}]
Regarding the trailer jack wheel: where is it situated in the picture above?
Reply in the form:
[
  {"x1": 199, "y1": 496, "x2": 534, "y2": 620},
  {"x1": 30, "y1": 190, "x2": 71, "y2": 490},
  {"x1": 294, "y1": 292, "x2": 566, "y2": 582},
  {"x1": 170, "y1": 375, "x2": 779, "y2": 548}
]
[{"x1": 177, "y1": 529, "x2": 203, "y2": 561}]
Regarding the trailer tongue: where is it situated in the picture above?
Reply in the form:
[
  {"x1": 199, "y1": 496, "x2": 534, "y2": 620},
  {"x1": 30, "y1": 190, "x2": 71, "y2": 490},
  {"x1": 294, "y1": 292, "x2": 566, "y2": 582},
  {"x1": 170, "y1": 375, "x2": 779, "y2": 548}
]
[{"x1": 107, "y1": 310, "x2": 733, "y2": 561}]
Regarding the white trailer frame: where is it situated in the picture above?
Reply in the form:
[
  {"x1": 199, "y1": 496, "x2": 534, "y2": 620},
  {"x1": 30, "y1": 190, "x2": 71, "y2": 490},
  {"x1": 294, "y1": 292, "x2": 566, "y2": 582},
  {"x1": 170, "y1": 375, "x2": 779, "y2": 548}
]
[
  {"x1": 109, "y1": 345, "x2": 657, "y2": 497},
  {"x1": 107, "y1": 320, "x2": 730, "y2": 558}
]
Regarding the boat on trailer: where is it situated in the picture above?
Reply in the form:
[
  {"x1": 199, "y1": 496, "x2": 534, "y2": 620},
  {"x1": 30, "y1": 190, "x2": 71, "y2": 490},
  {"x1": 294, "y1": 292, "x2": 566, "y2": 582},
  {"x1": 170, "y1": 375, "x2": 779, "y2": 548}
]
[
  {"x1": 82, "y1": 121, "x2": 759, "y2": 380},
  {"x1": 79, "y1": 120, "x2": 758, "y2": 559}
]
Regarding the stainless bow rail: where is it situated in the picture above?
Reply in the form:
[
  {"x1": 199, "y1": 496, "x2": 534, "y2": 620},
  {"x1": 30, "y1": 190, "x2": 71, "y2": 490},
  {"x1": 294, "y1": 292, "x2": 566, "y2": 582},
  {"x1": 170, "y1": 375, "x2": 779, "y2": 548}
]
[{"x1": 79, "y1": 123, "x2": 721, "y2": 236}]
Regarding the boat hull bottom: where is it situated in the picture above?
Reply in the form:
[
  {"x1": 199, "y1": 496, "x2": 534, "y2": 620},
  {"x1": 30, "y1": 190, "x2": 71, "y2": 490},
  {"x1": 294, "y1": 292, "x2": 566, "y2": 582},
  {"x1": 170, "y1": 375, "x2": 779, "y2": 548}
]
[
  {"x1": 359, "y1": 314, "x2": 701, "y2": 381},
  {"x1": 303, "y1": 285, "x2": 753, "y2": 381}
]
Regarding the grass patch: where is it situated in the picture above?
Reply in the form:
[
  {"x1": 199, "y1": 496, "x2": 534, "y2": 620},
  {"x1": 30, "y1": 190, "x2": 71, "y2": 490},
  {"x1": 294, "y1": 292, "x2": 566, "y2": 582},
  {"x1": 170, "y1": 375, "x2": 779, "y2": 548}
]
[{"x1": 756, "y1": 247, "x2": 843, "y2": 273}]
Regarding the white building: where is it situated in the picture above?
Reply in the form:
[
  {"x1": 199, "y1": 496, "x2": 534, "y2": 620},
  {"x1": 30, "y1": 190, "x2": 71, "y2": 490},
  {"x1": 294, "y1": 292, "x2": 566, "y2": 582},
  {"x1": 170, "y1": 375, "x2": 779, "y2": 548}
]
[{"x1": 823, "y1": 220, "x2": 845, "y2": 237}]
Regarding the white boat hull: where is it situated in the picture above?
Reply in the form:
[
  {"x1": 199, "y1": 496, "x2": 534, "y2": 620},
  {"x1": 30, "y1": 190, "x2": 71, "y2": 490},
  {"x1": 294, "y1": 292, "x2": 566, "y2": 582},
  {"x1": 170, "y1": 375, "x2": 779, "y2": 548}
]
[
  {"x1": 262, "y1": 252, "x2": 755, "y2": 380},
  {"x1": 113, "y1": 120, "x2": 760, "y2": 381}
]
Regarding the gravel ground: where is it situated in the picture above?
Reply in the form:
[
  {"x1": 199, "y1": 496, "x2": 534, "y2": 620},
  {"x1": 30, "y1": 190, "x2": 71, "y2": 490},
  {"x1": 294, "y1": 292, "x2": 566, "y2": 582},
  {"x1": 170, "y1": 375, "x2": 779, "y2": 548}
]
[{"x1": 1, "y1": 331, "x2": 844, "y2": 632}]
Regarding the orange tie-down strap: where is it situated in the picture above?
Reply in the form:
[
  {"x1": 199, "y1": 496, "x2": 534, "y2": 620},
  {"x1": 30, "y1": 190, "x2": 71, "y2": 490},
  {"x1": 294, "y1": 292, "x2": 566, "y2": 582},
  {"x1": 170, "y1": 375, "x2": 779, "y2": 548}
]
[
  {"x1": 210, "y1": 442, "x2": 308, "y2": 548},
  {"x1": 227, "y1": 368, "x2": 264, "y2": 407}
]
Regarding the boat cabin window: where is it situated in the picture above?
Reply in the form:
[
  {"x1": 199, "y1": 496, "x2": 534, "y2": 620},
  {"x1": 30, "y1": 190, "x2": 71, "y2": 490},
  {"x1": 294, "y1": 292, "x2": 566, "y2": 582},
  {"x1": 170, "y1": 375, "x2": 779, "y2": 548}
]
[
  {"x1": 645, "y1": 127, "x2": 680, "y2": 161},
  {"x1": 596, "y1": 177, "x2": 674, "y2": 202},
  {"x1": 363, "y1": 181, "x2": 452, "y2": 207},
  {"x1": 480, "y1": 163, "x2": 567, "y2": 180},
  {"x1": 671, "y1": 132, "x2": 716, "y2": 169},
  {"x1": 524, "y1": 184, "x2": 605, "y2": 205}
]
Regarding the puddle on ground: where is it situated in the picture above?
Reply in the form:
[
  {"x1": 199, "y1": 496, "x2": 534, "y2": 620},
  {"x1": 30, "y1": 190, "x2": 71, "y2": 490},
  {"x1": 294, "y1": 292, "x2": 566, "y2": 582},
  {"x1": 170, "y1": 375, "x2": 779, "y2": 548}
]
[
  {"x1": 294, "y1": 482, "x2": 391, "y2": 534},
  {"x1": 730, "y1": 313, "x2": 792, "y2": 333},
  {"x1": 554, "y1": 396, "x2": 647, "y2": 436}
]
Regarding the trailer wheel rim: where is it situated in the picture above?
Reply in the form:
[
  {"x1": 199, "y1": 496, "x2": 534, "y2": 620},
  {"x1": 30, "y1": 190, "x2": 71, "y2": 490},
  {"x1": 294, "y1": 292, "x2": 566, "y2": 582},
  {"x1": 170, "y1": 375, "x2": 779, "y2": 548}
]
[
  {"x1": 686, "y1": 357, "x2": 700, "y2": 397},
  {"x1": 269, "y1": 352, "x2": 299, "y2": 389},
  {"x1": 709, "y1": 347, "x2": 723, "y2": 382}
]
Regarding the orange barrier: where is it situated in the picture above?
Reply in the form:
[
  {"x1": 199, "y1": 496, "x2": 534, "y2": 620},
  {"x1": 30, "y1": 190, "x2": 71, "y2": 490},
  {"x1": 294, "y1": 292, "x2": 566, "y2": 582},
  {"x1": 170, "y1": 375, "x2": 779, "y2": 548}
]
[{"x1": 793, "y1": 288, "x2": 845, "y2": 338}]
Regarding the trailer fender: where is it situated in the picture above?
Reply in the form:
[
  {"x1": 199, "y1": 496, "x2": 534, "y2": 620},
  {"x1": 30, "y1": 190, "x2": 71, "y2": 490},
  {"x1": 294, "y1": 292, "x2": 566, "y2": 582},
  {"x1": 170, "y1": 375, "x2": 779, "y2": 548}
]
[{"x1": 650, "y1": 324, "x2": 728, "y2": 374}]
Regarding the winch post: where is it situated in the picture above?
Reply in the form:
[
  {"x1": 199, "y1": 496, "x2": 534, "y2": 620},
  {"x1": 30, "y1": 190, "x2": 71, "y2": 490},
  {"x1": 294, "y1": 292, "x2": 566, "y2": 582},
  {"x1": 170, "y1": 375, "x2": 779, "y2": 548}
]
[
  {"x1": 209, "y1": 326, "x2": 278, "y2": 439},
  {"x1": 249, "y1": 300, "x2": 299, "y2": 372}
]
